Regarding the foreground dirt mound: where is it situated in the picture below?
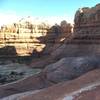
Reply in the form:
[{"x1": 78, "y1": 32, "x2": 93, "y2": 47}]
[{"x1": 2, "y1": 69, "x2": 100, "y2": 100}]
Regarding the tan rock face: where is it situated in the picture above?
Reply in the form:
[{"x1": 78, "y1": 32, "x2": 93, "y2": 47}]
[
  {"x1": 0, "y1": 19, "x2": 72, "y2": 57},
  {"x1": 0, "y1": 32, "x2": 46, "y2": 56}
]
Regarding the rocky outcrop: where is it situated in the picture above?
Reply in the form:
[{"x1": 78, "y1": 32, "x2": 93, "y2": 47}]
[
  {"x1": 74, "y1": 3, "x2": 100, "y2": 28},
  {"x1": 49, "y1": 4, "x2": 100, "y2": 59},
  {"x1": 74, "y1": 3, "x2": 100, "y2": 40},
  {"x1": 43, "y1": 56, "x2": 100, "y2": 83}
]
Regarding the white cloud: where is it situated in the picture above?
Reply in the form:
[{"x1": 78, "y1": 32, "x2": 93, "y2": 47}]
[
  {"x1": 45, "y1": 16, "x2": 74, "y2": 25},
  {"x1": 0, "y1": 11, "x2": 21, "y2": 26},
  {"x1": 0, "y1": 11, "x2": 74, "y2": 27},
  {"x1": 30, "y1": 16, "x2": 74, "y2": 25}
]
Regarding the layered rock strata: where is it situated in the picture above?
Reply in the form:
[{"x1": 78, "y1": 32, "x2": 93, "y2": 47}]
[{"x1": 50, "y1": 4, "x2": 100, "y2": 59}]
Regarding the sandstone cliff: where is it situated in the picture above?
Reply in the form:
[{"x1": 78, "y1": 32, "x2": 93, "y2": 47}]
[
  {"x1": 0, "y1": 19, "x2": 72, "y2": 57},
  {"x1": 50, "y1": 3, "x2": 100, "y2": 60}
]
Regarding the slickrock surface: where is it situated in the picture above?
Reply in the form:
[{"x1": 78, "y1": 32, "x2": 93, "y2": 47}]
[
  {"x1": 0, "y1": 73, "x2": 51, "y2": 98},
  {"x1": 1, "y1": 69, "x2": 100, "y2": 100},
  {"x1": 74, "y1": 85, "x2": 100, "y2": 100},
  {"x1": 43, "y1": 56, "x2": 100, "y2": 83},
  {"x1": 0, "y1": 56, "x2": 100, "y2": 99}
]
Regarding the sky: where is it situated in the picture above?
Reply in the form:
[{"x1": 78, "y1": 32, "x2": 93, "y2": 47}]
[{"x1": 0, "y1": 0, "x2": 100, "y2": 26}]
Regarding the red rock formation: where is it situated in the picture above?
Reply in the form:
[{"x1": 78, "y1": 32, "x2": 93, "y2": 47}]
[{"x1": 50, "y1": 4, "x2": 100, "y2": 59}]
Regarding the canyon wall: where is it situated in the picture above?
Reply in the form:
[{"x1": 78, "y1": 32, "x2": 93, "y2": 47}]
[
  {"x1": 0, "y1": 32, "x2": 46, "y2": 56},
  {"x1": 0, "y1": 19, "x2": 72, "y2": 57},
  {"x1": 1, "y1": 4, "x2": 100, "y2": 57},
  {"x1": 50, "y1": 4, "x2": 100, "y2": 59},
  {"x1": 66, "y1": 3, "x2": 100, "y2": 56}
]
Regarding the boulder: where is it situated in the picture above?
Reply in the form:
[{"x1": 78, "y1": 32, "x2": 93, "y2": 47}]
[{"x1": 43, "y1": 56, "x2": 100, "y2": 83}]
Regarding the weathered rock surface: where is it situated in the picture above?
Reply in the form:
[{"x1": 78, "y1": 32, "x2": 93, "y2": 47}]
[
  {"x1": 0, "y1": 73, "x2": 52, "y2": 98},
  {"x1": 0, "y1": 56, "x2": 100, "y2": 99},
  {"x1": 48, "y1": 4, "x2": 100, "y2": 60},
  {"x1": 74, "y1": 85, "x2": 100, "y2": 100},
  {"x1": 43, "y1": 56, "x2": 100, "y2": 83},
  {"x1": 74, "y1": 3, "x2": 100, "y2": 28},
  {"x1": 2, "y1": 69, "x2": 100, "y2": 100},
  {"x1": 74, "y1": 3, "x2": 100, "y2": 43}
]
